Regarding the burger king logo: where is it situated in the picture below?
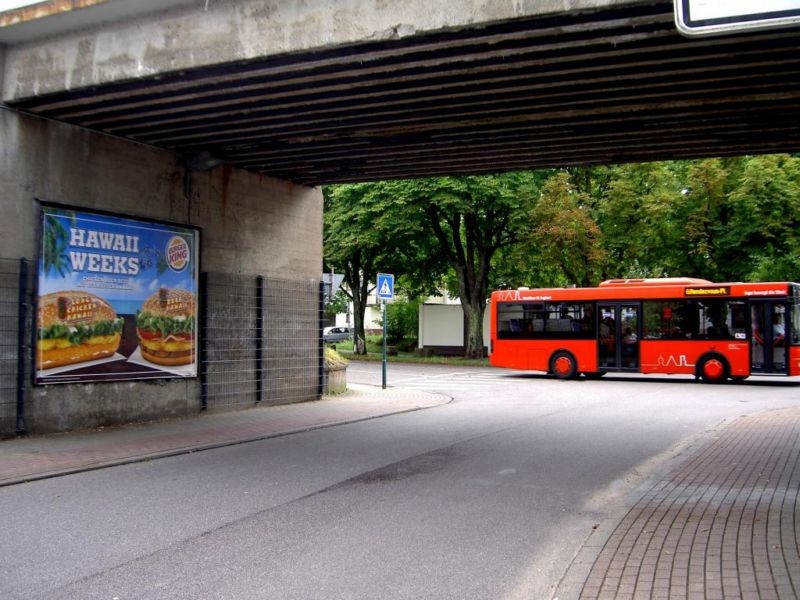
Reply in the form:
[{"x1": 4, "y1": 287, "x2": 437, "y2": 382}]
[{"x1": 166, "y1": 236, "x2": 190, "y2": 272}]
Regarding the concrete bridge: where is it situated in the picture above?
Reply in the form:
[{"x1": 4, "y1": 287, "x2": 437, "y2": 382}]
[
  {"x1": 4, "y1": 0, "x2": 800, "y2": 185},
  {"x1": 1, "y1": 0, "x2": 799, "y2": 434}
]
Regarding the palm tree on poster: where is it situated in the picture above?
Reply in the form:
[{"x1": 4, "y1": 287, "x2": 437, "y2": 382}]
[{"x1": 42, "y1": 210, "x2": 75, "y2": 278}]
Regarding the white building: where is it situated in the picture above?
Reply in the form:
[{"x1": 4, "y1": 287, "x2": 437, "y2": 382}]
[{"x1": 335, "y1": 287, "x2": 489, "y2": 355}]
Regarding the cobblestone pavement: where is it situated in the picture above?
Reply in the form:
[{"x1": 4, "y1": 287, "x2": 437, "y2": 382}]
[
  {"x1": 0, "y1": 384, "x2": 450, "y2": 487},
  {"x1": 559, "y1": 407, "x2": 800, "y2": 600}
]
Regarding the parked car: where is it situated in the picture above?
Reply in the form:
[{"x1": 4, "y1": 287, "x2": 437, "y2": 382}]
[{"x1": 323, "y1": 326, "x2": 352, "y2": 343}]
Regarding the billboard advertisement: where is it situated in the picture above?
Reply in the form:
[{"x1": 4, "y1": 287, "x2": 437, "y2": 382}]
[{"x1": 37, "y1": 205, "x2": 199, "y2": 384}]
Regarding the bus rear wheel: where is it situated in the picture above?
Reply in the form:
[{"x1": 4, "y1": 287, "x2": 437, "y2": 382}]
[
  {"x1": 550, "y1": 351, "x2": 578, "y2": 380},
  {"x1": 697, "y1": 354, "x2": 729, "y2": 384}
]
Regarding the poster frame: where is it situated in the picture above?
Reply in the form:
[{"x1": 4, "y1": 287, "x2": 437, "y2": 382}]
[{"x1": 34, "y1": 200, "x2": 203, "y2": 386}]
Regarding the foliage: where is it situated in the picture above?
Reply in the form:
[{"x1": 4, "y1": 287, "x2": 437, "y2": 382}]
[
  {"x1": 323, "y1": 346, "x2": 349, "y2": 370},
  {"x1": 385, "y1": 172, "x2": 547, "y2": 358},
  {"x1": 337, "y1": 340, "x2": 490, "y2": 366},
  {"x1": 42, "y1": 211, "x2": 75, "y2": 277},
  {"x1": 324, "y1": 153, "x2": 800, "y2": 357},
  {"x1": 324, "y1": 184, "x2": 394, "y2": 353},
  {"x1": 325, "y1": 289, "x2": 350, "y2": 320},
  {"x1": 720, "y1": 154, "x2": 800, "y2": 281},
  {"x1": 139, "y1": 244, "x2": 171, "y2": 276},
  {"x1": 672, "y1": 158, "x2": 730, "y2": 280},
  {"x1": 385, "y1": 296, "x2": 422, "y2": 347},
  {"x1": 324, "y1": 181, "x2": 444, "y2": 353},
  {"x1": 526, "y1": 172, "x2": 605, "y2": 287},
  {"x1": 553, "y1": 156, "x2": 800, "y2": 282},
  {"x1": 595, "y1": 162, "x2": 682, "y2": 278}
]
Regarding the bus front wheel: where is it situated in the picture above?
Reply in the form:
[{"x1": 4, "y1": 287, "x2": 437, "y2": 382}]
[
  {"x1": 697, "y1": 354, "x2": 729, "y2": 384},
  {"x1": 550, "y1": 351, "x2": 578, "y2": 380}
]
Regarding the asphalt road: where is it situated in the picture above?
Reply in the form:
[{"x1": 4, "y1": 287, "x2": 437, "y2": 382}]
[{"x1": 2, "y1": 363, "x2": 798, "y2": 599}]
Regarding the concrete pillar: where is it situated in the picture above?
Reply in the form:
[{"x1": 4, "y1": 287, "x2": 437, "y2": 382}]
[{"x1": 0, "y1": 108, "x2": 322, "y2": 433}]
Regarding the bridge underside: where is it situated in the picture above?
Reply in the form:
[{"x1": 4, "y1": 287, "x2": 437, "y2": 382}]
[{"x1": 8, "y1": 1, "x2": 800, "y2": 186}]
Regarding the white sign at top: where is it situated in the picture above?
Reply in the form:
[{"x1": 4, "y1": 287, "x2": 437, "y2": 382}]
[{"x1": 675, "y1": 0, "x2": 800, "y2": 36}]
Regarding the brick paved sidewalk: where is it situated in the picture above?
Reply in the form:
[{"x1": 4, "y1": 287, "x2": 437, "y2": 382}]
[
  {"x1": 0, "y1": 384, "x2": 450, "y2": 487},
  {"x1": 557, "y1": 407, "x2": 800, "y2": 600}
]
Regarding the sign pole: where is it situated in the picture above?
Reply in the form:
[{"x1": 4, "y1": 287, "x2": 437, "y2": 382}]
[
  {"x1": 376, "y1": 272, "x2": 394, "y2": 390},
  {"x1": 382, "y1": 298, "x2": 387, "y2": 389}
]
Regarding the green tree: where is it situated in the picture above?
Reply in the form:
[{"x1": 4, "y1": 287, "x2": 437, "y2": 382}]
[
  {"x1": 578, "y1": 156, "x2": 800, "y2": 283},
  {"x1": 721, "y1": 154, "x2": 800, "y2": 281},
  {"x1": 323, "y1": 184, "x2": 388, "y2": 353},
  {"x1": 327, "y1": 154, "x2": 800, "y2": 361},
  {"x1": 596, "y1": 162, "x2": 682, "y2": 278},
  {"x1": 526, "y1": 172, "x2": 606, "y2": 287},
  {"x1": 389, "y1": 172, "x2": 544, "y2": 358},
  {"x1": 385, "y1": 295, "x2": 422, "y2": 350},
  {"x1": 665, "y1": 157, "x2": 752, "y2": 281},
  {"x1": 566, "y1": 165, "x2": 613, "y2": 208},
  {"x1": 676, "y1": 159, "x2": 729, "y2": 279},
  {"x1": 324, "y1": 289, "x2": 350, "y2": 322},
  {"x1": 323, "y1": 182, "x2": 443, "y2": 353}
]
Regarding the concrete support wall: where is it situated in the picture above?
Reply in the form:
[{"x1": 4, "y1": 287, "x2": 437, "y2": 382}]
[{"x1": 0, "y1": 107, "x2": 322, "y2": 433}]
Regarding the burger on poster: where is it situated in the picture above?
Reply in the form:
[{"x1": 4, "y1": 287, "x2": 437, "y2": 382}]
[
  {"x1": 37, "y1": 291, "x2": 123, "y2": 369},
  {"x1": 136, "y1": 288, "x2": 195, "y2": 366}
]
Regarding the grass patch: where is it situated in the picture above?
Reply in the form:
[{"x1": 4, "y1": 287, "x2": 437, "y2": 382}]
[{"x1": 330, "y1": 344, "x2": 489, "y2": 367}]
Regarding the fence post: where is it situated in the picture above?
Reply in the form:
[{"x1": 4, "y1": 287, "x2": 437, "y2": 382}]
[
  {"x1": 318, "y1": 280, "x2": 325, "y2": 398},
  {"x1": 16, "y1": 258, "x2": 27, "y2": 435},
  {"x1": 255, "y1": 275, "x2": 264, "y2": 404},
  {"x1": 199, "y1": 271, "x2": 208, "y2": 411}
]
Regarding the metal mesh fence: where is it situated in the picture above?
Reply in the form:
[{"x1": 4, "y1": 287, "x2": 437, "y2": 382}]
[
  {"x1": 0, "y1": 263, "x2": 322, "y2": 433},
  {"x1": 262, "y1": 277, "x2": 323, "y2": 405},
  {"x1": 0, "y1": 258, "x2": 32, "y2": 437},
  {"x1": 202, "y1": 272, "x2": 260, "y2": 408},
  {"x1": 202, "y1": 272, "x2": 322, "y2": 410}
]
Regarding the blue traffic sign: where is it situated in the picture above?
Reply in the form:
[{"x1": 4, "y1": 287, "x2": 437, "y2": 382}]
[{"x1": 376, "y1": 273, "x2": 394, "y2": 300}]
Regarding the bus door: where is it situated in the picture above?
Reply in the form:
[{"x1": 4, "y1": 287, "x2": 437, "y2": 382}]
[
  {"x1": 750, "y1": 300, "x2": 788, "y2": 374},
  {"x1": 598, "y1": 303, "x2": 640, "y2": 371}
]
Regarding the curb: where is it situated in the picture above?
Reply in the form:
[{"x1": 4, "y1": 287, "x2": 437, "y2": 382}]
[{"x1": 0, "y1": 385, "x2": 452, "y2": 488}]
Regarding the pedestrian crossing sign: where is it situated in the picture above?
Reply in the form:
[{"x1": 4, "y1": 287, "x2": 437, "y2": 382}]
[{"x1": 376, "y1": 273, "x2": 394, "y2": 300}]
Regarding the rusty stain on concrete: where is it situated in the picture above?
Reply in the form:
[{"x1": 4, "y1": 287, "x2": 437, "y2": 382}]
[{"x1": 0, "y1": 0, "x2": 111, "y2": 28}]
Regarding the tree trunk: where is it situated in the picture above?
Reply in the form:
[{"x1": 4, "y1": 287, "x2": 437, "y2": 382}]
[
  {"x1": 351, "y1": 297, "x2": 366, "y2": 354},
  {"x1": 462, "y1": 300, "x2": 486, "y2": 359},
  {"x1": 424, "y1": 204, "x2": 495, "y2": 359},
  {"x1": 344, "y1": 259, "x2": 372, "y2": 355},
  {"x1": 349, "y1": 284, "x2": 370, "y2": 355}
]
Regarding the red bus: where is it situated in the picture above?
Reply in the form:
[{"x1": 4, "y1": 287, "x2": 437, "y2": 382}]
[{"x1": 489, "y1": 278, "x2": 800, "y2": 382}]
